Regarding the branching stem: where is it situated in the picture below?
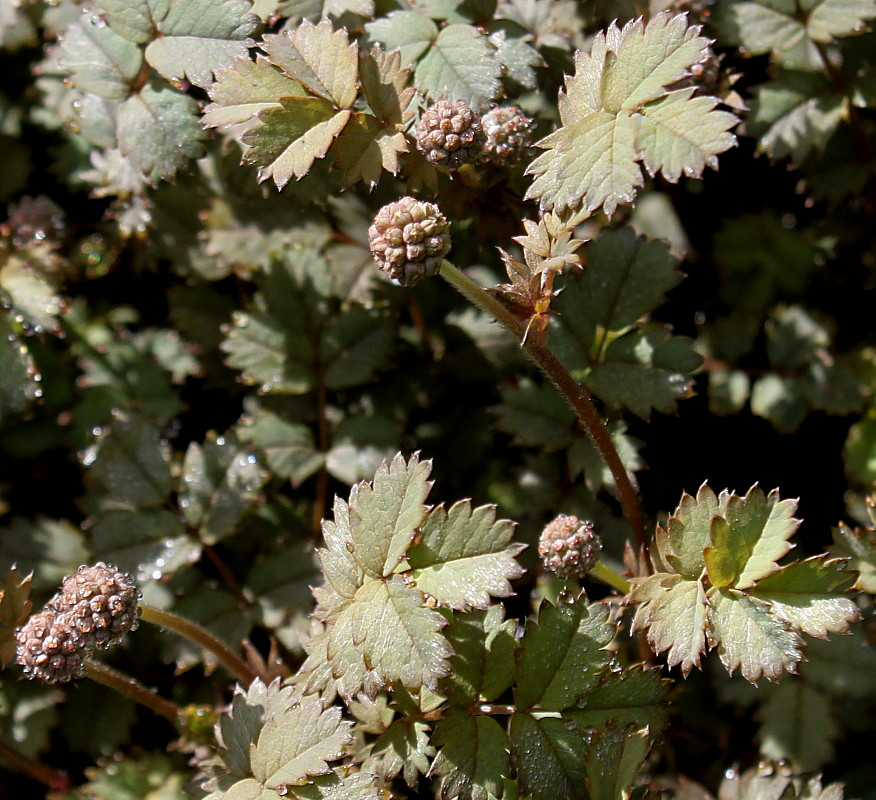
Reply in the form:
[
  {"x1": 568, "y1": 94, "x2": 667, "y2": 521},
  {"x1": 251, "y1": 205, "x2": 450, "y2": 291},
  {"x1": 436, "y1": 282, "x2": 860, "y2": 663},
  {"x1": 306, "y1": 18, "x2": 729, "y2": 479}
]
[
  {"x1": 84, "y1": 660, "x2": 180, "y2": 723},
  {"x1": 439, "y1": 261, "x2": 647, "y2": 551},
  {"x1": 139, "y1": 603, "x2": 257, "y2": 685}
]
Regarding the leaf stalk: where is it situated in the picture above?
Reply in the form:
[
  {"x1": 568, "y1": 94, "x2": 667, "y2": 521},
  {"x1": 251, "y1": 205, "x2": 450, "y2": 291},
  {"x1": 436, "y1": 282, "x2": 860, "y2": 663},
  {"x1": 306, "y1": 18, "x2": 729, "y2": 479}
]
[{"x1": 84, "y1": 660, "x2": 180, "y2": 724}]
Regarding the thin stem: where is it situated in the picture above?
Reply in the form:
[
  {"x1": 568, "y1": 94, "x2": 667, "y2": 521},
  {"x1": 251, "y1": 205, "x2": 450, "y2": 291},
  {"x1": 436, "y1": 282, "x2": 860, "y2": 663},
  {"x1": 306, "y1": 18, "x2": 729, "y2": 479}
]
[
  {"x1": 203, "y1": 544, "x2": 253, "y2": 608},
  {"x1": 439, "y1": 261, "x2": 647, "y2": 550},
  {"x1": 0, "y1": 738, "x2": 67, "y2": 790},
  {"x1": 310, "y1": 379, "x2": 330, "y2": 539},
  {"x1": 84, "y1": 660, "x2": 180, "y2": 724},
  {"x1": 139, "y1": 604, "x2": 257, "y2": 685},
  {"x1": 589, "y1": 561, "x2": 631, "y2": 594}
]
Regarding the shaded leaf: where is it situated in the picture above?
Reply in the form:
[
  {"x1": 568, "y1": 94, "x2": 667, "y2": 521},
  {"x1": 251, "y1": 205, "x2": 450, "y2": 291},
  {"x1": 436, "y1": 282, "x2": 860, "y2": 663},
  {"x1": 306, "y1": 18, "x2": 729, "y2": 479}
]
[
  {"x1": 0, "y1": 566, "x2": 32, "y2": 667},
  {"x1": 509, "y1": 712, "x2": 588, "y2": 800},
  {"x1": 0, "y1": 315, "x2": 41, "y2": 421},
  {"x1": 515, "y1": 596, "x2": 614, "y2": 711},
  {"x1": 237, "y1": 411, "x2": 323, "y2": 487},
  {"x1": 365, "y1": 716, "x2": 434, "y2": 787},
  {"x1": 583, "y1": 722, "x2": 651, "y2": 800},
  {"x1": 759, "y1": 681, "x2": 837, "y2": 771},
  {"x1": 431, "y1": 710, "x2": 509, "y2": 800},
  {"x1": 830, "y1": 521, "x2": 876, "y2": 592}
]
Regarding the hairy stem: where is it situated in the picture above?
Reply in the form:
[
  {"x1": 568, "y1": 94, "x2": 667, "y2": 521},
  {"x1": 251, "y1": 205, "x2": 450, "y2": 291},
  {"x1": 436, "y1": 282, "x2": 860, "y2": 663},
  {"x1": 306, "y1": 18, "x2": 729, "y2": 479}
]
[
  {"x1": 84, "y1": 660, "x2": 180, "y2": 723},
  {"x1": 139, "y1": 604, "x2": 257, "y2": 685},
  {"x1": 439, "y1": 260, "x2": 647, "y2": 551},
  {"x1": 0, "y1": 738, "x2": 67, "y2": 790}
]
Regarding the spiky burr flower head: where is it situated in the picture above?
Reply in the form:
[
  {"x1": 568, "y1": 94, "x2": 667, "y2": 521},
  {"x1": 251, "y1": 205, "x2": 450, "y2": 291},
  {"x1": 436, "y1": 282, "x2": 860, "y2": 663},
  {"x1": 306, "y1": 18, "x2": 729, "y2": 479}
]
[
  {"x1": 480, "y1": 106, "x2": 537, "y2": 165},
  {"x1": 415, "y1": 99, "x2": 486, "y2": 170},
  {"x1": 538, "y1": 515, "x2": 602, "y2": 580},
  {"x1": 54, "y1": 562, "x2": 141, "y2": 648},
  {"x1": 16, "y1": 607, "x2": 87, "y2": 683},
  {"x1": 368, "y1": 196, "x2": 451, "y2": 287}
]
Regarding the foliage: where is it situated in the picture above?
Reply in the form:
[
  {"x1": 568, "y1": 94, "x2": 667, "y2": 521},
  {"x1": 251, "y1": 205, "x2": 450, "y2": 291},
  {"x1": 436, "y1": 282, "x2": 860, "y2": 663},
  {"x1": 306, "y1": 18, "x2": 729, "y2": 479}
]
[{"x1": 0, "y1": 1, "x2": 875, "y2": 799}]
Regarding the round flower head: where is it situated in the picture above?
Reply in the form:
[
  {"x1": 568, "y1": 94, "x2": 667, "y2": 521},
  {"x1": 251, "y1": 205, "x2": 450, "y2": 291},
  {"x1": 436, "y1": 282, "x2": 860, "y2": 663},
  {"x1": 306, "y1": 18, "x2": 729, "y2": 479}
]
[
  {"x1": 539, "y1": 515, "x2": 602, "y2": 580},
  {"x1": 415, "y1": 99, "x2": 485, "y2": 170},
  {"x1": 480, "y1": 106, "x2": 536, "y2": 165},
  {"x1": 54, "y1": 562, "x2": 141, "y2": 649},
  {"x1": 368, "y1": 197, "x2": 451, "y2": 287},
  {"x1": 16, "y1": 607, "x2": 87, "y2": 683}
]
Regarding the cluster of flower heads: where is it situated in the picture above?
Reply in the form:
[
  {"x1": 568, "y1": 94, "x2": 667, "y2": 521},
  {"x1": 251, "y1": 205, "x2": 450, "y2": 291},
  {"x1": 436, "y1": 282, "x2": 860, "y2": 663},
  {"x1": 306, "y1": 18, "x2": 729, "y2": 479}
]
[
  {"x1": 415, "y1": 99, "x2": 536, "y2": 170},
  {"x1": 538, "y1": 515, "x2": 602, "y2": 580},
  {"x1": 16, "y1": 563, "x2": 141, "y2": 683}
]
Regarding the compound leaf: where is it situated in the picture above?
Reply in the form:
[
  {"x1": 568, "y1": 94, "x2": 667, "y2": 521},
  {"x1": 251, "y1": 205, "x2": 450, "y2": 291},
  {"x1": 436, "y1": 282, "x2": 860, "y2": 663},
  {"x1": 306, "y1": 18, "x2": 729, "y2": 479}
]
[
  {"x1": 583, "y1": 723, "x2": 651, "y2": 800},
  {"x1": 364, "y1": 716, "x2": 433, "y2": 787},
  {"x1": 415, "y1": 23, "x2": 503, "y2": 110},
  {"x1": 440, "y1": 605, "x2": 517, "y2": 705},
  {"x1": 0, "y1": 315, "x2": 41, "y2": 421},
  {"x1": 629, "y1": 573, "x2": 709, "y2": 676},
  {"x1": 708, "y1": 588, "x2": 803, "y2": 683},
  {"x1": 0, "y1": 566, "x2": 32, "y2": 667},
  {"x1": 515, "y1": 596, "x2": 614, "y2": 711},
  {"x1": 261, "y1": 19, "x2": 359, "y2": 108},
  {"x1": 431, "y1": 710, "x2": 509, "y2": 800},
  {"x1": 407, "y1": 500, "x2": 524, "y2": 610},
  {"x1": 707, "y1": 486, "x2": 798, "y2": 590},
  {"x1": 358, "y1": 45, "x2": 416, "y2": 126},
  {"x1": 567, "y1": 664, "x2": 670, "y2": 737},
  {"x1": 203, "y1": 55, "x2": 305, "y2": 129},
  {"x1": 586, "y1": 325, "x2": 702, "y2": 419},
  {"x1": 830, "y1": 522, "x2": 876, "y2": 592},
  {"x1": 749, "y1": 555, "x2": 860, "y2": 638},
  {"x1": 326, "y1": 576, "x2": 452, "y2": 698},
  {"x1": 241, "y1": 97, "x2": 351, "y2": 188},
  {"x1": 237, "y1": 411, "x2": 324, "y2": 487},
  {"x1": 654, "y1": 483, "x2": 718, "y2": 579},
  {"x1": 180, "y1": 436, "x2": 267, "y2": 545},
  {"x1": 758, "y1": 681, "x2": 837, "y2": 771},
  {"x1": 526, "y1": 12, "x2": 736, "y2": 215},
  {"x1": 364, "y1": 10, "x2": 438, "y2": 65},
  {"x1": 250, "y1": 698, "x2": 353, "y2": 789},
  {"x1": 84, "y1": 411, "x2": 172, "y2": 510},
  {"x1": 117, "y1": 84, "x2": 206, "y2": 179},
  {"x1": 58, "y1": 14, "x2": 143, "y2": 99},
  {"x1": 510, "y1": 712, "x2": 588, "y2": 800},
  {"x1": 494, "y1": 382, "x2": 576, "y2": 450}
]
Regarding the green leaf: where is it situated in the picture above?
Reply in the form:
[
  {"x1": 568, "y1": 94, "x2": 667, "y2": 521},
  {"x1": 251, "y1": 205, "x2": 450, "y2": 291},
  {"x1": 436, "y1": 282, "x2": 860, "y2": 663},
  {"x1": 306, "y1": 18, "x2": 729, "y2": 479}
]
[
  {"x1": 241, "y1": 97, "x2": 351, "y2": 188},
  {"x1": 579, "y1": 227, "x2": 684, "y2": 335},
  {"x1": 142, "y1": 0, "x2": 258, "y2": 88},
  {"x1": 509, "y1": 712, "x2": 588, "y2": 800},
  {"x1": 515, "y1": 597, "x2": 614, "y2": 711},
  {"x1": 58, "y1": 14, "x2": 143, "y2": 99},
  {"x1": 364, "y1": 716, "x2": 434, "y2": 787},
  {"x1": 629, "y1": 573, "x2": 709, "y2": 677},
  {"x1": 117, "y1": 84, "x2": 207, "y2": 179},
  {"x1": 494, "y1": 382, "x2": 575, "y2": 449},
  {"x1": 415, "y1": 23, "x2": 503, "y2": 110},
  {"x1": 749, "y1": 555, "x2": 860, "y2": 637},
  {"x1": 748, "y1": 72, "x2": 846, "y2": 165},
  {"x1": 431, "y1": 710, "x2": 510, "y2": 800},
  {"x1": 586, "y1": 325, "x2": 702, "y2": 419},
  {"x1": 250, "y1": 698, "x2": 353, "y2": 789},
  {"x1": 81, "y1": 752, "x2": 188, "y2": 800},
  {"x1": 325, "y1": 576, "x2": 453, "y2": 698},
  {"x1": 246, "y1": 542, "x2": 317, "y2": 634},
  {"x1": 526, "y1": 12, "x2": 737, "y2": 215},
  {"x1": 583, "y1": 723, "x2": 651, "y2": 800},
  {"x1": 706, "y1": 487, "x2": 799, "y2": 590},
  {"x1": 758, "y1": 681, "x2": 837, "y2": 771},
  {"x1": 358, "y1": 45, "x2": 416, "y2": 126},
  {"x1": 365, "y1": 11, "x2": 439, "y2": 65},
  {"x1": 0, "y1": 566, "x2": 32, "y2": 667},
  {"x1": 325, "y1": 414, "x2": 402, "y2": 486},
  {"x1": 90, "y1": 508, "x2": 198, "y2": 582},
  {"x1": 203, "y1": 55, "x2": 306, "y2": 129},
  {"x1": 798, "y1": 627, "x2": 876, "y2": 697},
  {"x1": 654, "y1": 483, "x2": 718, "y2": 579},
  {"x1": 488, "y1": 28, "x2": 543, "y2": 88},
  {"x1": 0, "y1": 315, "x2": 41, "y2": 421},
  {"x1": 261, "y1": 19, "x2": 359, "y2": 108},
  {"x1": 715, "y1": 0, "x2": 876, "y2": 64},
  {"x1": 84, "y1": 411, "x2": 172, "y2": 510},
  {"x1": 830, "y1": 521, "x2": 876, "y2": 592},
  {"x1": 566, "y1": 664, "x2": 670, "y2": 738},
  {"x1": 321, "y1": 307, "x2": 395, "y2": 390},
  {"x1": 440, "y1": 605, "x2": 517, "y2": 705},
  {"x1": 0, "y1": 262, "x2": 63, "y2": 333},
  {"x1": 330, "y1": 113, "x2": 390, "y2": 187},
  {"x1": 407, "y1": 500, "x2": 525, "y2": 610},
  {"x1": 0, "y1": 517, "x2": 88, "y2": 595},
  {"x1": 708, "y1": 587, "x2": 803, "y2": 683},
  {"x1": 180, "y1": 435, "x2": 267, "y2": 545},
  {"x1": 237, "y1": 411, "x2": 323, "y2": 487}
]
